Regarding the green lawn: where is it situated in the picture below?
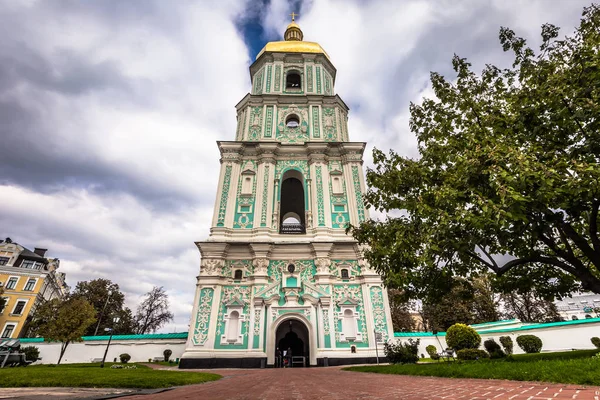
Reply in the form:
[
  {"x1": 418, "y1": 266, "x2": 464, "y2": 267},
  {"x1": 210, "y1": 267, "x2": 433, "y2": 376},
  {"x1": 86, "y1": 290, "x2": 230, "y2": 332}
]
[
  {"x1": 346, "y1": 350, "x2": 600, "y2": 386},
  {"x1": 0, "y1": 363, "x2": 221, "y2": 389}
]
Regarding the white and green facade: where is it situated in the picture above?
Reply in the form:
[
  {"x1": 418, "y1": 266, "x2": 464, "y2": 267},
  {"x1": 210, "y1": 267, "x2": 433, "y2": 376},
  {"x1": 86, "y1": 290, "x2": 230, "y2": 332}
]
[{"x1": 180, "y1": 22, "x2": 393, "y2": 368}]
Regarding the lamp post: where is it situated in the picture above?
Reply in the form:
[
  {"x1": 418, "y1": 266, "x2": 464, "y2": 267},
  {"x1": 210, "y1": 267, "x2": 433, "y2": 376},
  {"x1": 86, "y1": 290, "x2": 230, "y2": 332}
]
[
  {"x1": 94, "y1": 290, "x2": 113, "y2": 336},
  {"x1": 100, "y1": 316, "x2": 120, "y2": 368}
]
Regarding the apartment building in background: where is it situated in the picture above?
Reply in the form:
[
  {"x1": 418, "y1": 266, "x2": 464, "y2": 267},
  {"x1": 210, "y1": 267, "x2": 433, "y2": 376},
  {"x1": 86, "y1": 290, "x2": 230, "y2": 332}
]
[{"x1": 0, "y1": 238, "x2": 69, "y2": 338}]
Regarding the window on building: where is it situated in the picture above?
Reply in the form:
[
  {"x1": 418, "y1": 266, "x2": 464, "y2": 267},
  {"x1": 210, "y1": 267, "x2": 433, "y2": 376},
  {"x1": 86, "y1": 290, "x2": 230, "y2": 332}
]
[
  {"x1": 286, "y1": 72, "x2": 301, "y2": 89},
  {"x1": 12, "y1": 300, "x2": 26, "y2": 315},
  {"x1": 286, "y1": 115, "x2": 300, "y2": 128},
  {"x1": 5, "y1": 277, "x2": 17, "y2": 290},
  {"x1": 341, "y1": 269, "x2": 349, "y2": 279},
  {"x1": 21, "y1": 260, "x2": 35, "y2": 269},
  {"x1": 24, "y1": 278, "x2": 36, "y2": 291},
  {"x1": 234, "y1": 269, "x2": 243, "y2": 280},
  {"x1": 1, "y1": 324, "x2": 15, "y2": 338},
  {"x1": 332, "y1": 176, "x2": 343, "y2": 194},
  {"x1": 241, "y1": 175, "x2": 253, "y2": 195},
  {"x1": 0, "y1": 257, "x2": 9, "y2": 265},
  {"x1": 227, "y1": 311, "x2": 240, "y2": 342},
  {"x1": 343, "y1": 309, "x2": 356, "y2": 340},
  {"x1": 572, "y1": 315, "x2": 579, "y2": 320},
  {"x1": 585, "y1": 314, "x2": 593, "y2": 319}
]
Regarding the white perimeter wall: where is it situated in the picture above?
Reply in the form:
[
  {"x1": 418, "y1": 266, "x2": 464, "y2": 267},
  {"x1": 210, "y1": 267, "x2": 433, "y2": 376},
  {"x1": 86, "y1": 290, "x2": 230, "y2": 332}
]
[
  {"x1": 394, "y1": 321, "x2": 600, "y2": 357},
  {"x1": 30, "y1": 339, "x2": 186, "y2": 365}
]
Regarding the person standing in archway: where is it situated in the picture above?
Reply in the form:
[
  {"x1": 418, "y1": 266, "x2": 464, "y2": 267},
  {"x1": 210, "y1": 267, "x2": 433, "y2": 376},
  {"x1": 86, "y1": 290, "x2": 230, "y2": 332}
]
[
  {"x1": 287, "y1": 347, "x2": 293, "y2": 368},
  {"x1": 276, "y1": 347, "x2": 282, "y2": 368}
]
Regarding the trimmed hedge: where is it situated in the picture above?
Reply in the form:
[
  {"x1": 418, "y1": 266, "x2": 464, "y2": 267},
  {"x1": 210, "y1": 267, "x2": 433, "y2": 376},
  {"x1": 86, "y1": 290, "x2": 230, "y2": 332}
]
[
  {"x1": 446, "y1": 323, "x2": 481, "y2": 351},
  {"x1": 516, "y1": 335, "x2": 543, "y2": 354},
  {"x1": 425, "y1": 345, "x2": 439, "y2": 360},
  {"x1": 163, "y1": 349, "x2": 172, "y2": 362},
  {"x1": 456, "y1": 349, "x2": 490, "y2": 360},
  {"x1": 483, "y1": 339, "x2": 505, "y2": 359},
  {"x1": 591, "y1": 337, "x2": 600, "y2": 349},
  {"x1": 499, "y1": 336, "x2": 513, "y2": 355},
  {"x1": 21, "y1": 346, "x2": 40, "y2": 362},
  {"x1": 119, "y1": 353, "x2": 131, "y2": 363}
]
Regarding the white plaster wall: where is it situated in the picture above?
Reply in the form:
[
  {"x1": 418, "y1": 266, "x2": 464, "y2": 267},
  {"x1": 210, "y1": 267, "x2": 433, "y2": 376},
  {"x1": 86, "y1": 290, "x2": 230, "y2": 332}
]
[
  {"x1": 393, "y1": 321, "x2": 600, "y2": 358},
  {"x1": 28, "y1": 339, "x2": 186, "y2": 365}
]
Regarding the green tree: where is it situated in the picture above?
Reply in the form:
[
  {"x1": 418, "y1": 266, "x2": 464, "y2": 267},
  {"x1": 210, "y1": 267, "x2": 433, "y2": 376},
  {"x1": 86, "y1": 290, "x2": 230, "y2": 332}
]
[
  {"x1": 420, "y1": 277, "x2": 500, "y2": 331},
  {"x1": 30, "y1": 297, "x2": 96, "y2": 364},
  {"x1": 351, "y1": 5, "x2": 600, "y2": 299},
  {"x1": 388, "y1": 289, "x2": 416, "y2": 332},
  {"x1": 72, "y1": 278, "x2": 135, "y2": 335},
  {"x1": 0, "y1": 287, "x2": 5, "y2": 314},
  {"x1": 501, "y1": 291, "x2": 561, "y2": 322},
  {"x1": 134, "y1": 286, "x2": 174, "y2": 334}
]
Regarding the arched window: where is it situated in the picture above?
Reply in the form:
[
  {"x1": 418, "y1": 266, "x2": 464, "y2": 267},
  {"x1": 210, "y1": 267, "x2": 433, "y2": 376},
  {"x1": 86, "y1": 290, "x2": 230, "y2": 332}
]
[
  {"x1": 585, "y1": 314, "x2": 592, "y2": 319},
  {"x1": 351, "y1": 345, "x2": 356, "y2": 354},
  {"x1": 227, "y1": 311, "x2": 239, "y2": 342},
  {"x1": 341, "y1": 269, "x2": 349, "y2": 279},
  {"x1": 286, "y1": 115, "x2": 300, "y2": 128},
  {"x1": 343, "y1": 309, "x2": 356, "y2": 339},
  {"x1": 279, "y1": 170, "x2": 306, "y2": 234},
  {"x1": 234, "y1": 269, "x2": 243, "y2": 280},
  {"x1": 286, "y1": 72, "x2": 301, "y2": 89},
  {"x1": 572, "y1": 315, "x2": 579, "y2": 320}
]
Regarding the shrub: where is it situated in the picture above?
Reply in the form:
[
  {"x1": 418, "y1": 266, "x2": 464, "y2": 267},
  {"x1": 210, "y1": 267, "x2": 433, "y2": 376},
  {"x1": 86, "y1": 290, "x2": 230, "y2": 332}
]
[
  {"x1": 384, "y1": 339, "x2": 420, "y2": 364},
  {"x1": 119, "y1": 353, "x2": 131, "y2": 363},
  {"x1": 425, "y1": 345, "x2": 440, "y2": 360},
  {"x1": 516, "y1": 335, "x2": 543, "y2": 353},
  {"x1": 456, "y1": 349, "x2": 490, "y2": 360},
  {"x1": 591, "y1": 337, "x2": 600, "y2": 349},
  {"x1": 445, "y1": 323, "x2": 481, "y2": 351},
  {"x1": 483, "y1": 339, "x2": 505, "y2": 358},
  {"x1": 21, "y1": 346, "x2": 40, "y2": 362},
  {"x1": 163, "y1": 349, "x2": 172, "y2": 362},
  {"x1": 499, "y1": 336, "x2": 514, "y2": 355}
]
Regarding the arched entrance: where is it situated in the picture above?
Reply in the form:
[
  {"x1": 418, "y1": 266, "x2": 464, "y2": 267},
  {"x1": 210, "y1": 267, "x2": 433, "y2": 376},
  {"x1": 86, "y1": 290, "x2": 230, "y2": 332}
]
[{"x1": 275, "y1": 318, "x2": 309, "y2": 367}]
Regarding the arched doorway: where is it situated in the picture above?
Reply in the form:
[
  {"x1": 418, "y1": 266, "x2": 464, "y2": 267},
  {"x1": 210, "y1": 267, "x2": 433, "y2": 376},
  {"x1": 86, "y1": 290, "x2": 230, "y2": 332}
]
[{"x1": 275, "y1": 319, "x2": 309, "y2": 367}]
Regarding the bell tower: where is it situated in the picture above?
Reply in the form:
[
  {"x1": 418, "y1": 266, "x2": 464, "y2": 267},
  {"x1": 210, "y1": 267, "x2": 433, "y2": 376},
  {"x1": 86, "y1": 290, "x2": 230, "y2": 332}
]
[{"x1": 180, "y1": 17, "x2": 394, "y2": 369}]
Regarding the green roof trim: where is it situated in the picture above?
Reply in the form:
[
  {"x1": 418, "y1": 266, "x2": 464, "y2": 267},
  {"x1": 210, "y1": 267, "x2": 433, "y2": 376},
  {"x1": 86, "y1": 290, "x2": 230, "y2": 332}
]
[
  {"x1": 394, "y1": 332, "x2": 446, "y2": 337},
  {"x1": 393, "y1": 317, "x2": 600, "y2": 337},
  {"x1": 19, "y1": 338, "x2": 45, "y2": 343},
  {"x1": 19, "y1": 332, "x2": 189, "y2": 343},
  {"x1": 482, "y1": 317, "x2": 600, "y2": 334}
]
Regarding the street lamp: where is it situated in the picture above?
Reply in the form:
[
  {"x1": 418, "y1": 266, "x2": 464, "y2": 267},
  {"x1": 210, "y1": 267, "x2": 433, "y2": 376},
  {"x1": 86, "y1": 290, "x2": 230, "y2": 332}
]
[
  {"x1": 100, "y1": 316, "x2": 120, "y2": 368},
  {"x1": 94, "y1": 290, "x2": 113, "y2": 336}
]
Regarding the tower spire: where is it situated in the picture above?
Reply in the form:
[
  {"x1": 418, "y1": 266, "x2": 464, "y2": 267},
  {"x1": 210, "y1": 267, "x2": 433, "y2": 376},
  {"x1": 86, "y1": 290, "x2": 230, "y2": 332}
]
[{"x1": 284, "y1": 12, "x2": 303, "y2": 41}]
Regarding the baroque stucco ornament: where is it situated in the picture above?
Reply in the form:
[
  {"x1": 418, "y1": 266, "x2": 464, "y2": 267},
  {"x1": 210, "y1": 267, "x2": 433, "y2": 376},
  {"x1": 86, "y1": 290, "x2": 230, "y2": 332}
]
[{"x1": 200, "y1": 259, "x2": 223, "y2": 275}]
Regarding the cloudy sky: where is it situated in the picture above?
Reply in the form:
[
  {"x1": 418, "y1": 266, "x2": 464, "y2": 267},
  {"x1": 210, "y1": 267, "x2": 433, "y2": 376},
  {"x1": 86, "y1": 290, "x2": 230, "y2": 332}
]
[{"x1": 0, "y1": 0, "x2": 591, "y2": 332}]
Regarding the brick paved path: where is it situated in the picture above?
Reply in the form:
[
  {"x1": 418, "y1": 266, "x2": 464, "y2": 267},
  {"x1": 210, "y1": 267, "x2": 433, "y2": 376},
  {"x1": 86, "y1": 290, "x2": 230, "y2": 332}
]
[{"x1": 127, "y1": 367, "x2": 600, "y2": 400}]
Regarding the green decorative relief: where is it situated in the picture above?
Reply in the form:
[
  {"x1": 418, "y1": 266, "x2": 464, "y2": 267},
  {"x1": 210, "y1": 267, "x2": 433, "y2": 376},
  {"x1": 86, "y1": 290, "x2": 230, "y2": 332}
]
[
  {"x1": 234, "y1": 161, "x2": 257, "y2": 229},
  {"x1": 192, "y1": 287, "x2": 214, "y2": 345},
  {"x1": 315, "y1": 166, "x2": 325, "y2": 227},
  {"x1": 221, "y1": 260, "x2": 254, "y2": 277},
  {"x1": 324, "y1": 72, "x2": 331, "y2": 95},
  {"x1": 322, "y1": 107, "x2": 337, "y2": 141},
  {"x1": 316, "y1": 66, "x2": 322, "y2": 94},
  {"x1": 247, "y1": 107, "x2": 263, "y2": 141},
  {"x1": 323, "y1": 308, "x2": 331, "y2": 348},
  {"x1": 264, "y1": 106, "x2": 273, "y2": 138},
  {"x1": 253, "y1": 68, "x2": 264, "y2": 94},
  {"x1": 274, "y1": 65, "x2": 281, "y2": 92},
  {"x1": 236, "y1": 110, "x2": 245, "y2": 141},
  {"x1": 217, "y1": 165, "x2": 232, "y2": 227},
  {"x1": 330, "y1": 260, "x2": 361, "y2": 277},
  {"x1": 333, "y1": 284, "x2": 369, "y2": 348},
  {"x1": 370, "y1": 286, "x2": 390, "y2": 342},
  {"x1": 214, "y1": 286, "x2": 251, "y2": 349},
  {"x1": 329, "y1": 162, "x2": 350, "y2": 229},
  {"x1": 352, "y1": 166, "x2": 366, "y2": 223},
  {"x1": 306, "y1": 64, "x2": 313, "y2": 93},
  {"x1": 340, "y1": 113, "x2": 348, "y2": 141},
  {"x1": 266, "y1": 65, "x2": 272, "y2": 93},
  {"x1": 312, "y1": 106, "x2": 320, "y2": 138},
  {"x1": 276, "y1": 106, "x2": 309, "y2": 143},
  {"x1": 274, "y1": 160, "x2": 309, "y2": 178},
  {"x1": 260, "y1": 165, "x2": 270, "y2": 227}
]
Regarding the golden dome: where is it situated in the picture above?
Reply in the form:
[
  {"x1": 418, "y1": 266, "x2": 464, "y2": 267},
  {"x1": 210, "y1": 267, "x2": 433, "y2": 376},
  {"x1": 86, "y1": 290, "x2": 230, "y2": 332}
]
[{"x1": 256, "y1": 14, "x2": 329, "y2": 60}]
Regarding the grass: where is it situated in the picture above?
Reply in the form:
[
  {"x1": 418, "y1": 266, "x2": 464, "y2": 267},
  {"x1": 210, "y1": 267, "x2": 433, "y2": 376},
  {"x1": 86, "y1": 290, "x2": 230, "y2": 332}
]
[
  {"x1": 0, "y1": 362, "x2": 221, "y2": 389},
  {"x1": 346, "y1": 350, "x2": 600, "y2": 386}
]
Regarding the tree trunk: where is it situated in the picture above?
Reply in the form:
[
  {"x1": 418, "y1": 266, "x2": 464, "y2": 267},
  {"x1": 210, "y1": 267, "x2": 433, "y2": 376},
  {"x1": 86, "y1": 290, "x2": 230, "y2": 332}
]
[{"x1": 57, "y1": 341, "x2": 70, "y2": 365}]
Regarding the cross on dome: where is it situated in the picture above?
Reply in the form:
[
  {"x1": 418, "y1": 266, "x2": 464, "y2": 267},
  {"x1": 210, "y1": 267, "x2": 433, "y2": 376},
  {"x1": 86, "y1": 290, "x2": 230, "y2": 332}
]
[
  {"x1": 290, "y1": 12, "x2": 297, "y2": 21},
  {"x1": 284, "y1": 12, "x2": 303, "y2": 41}
]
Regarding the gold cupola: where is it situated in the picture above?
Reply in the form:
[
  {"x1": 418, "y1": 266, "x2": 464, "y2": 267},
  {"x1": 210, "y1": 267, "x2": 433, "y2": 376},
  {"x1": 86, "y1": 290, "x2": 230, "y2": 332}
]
[{"x1": 255, "y1": 13, "x2": 330, "y2": 60}]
